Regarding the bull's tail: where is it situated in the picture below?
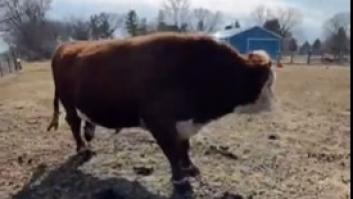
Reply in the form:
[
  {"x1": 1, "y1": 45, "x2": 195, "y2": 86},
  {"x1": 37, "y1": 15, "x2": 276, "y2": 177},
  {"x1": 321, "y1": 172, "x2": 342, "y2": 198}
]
[
  {"x1": 47, "y1": 88, "x2": 60, "y2": 131},
  {"x1": 47, "y1": 44, "x2": 63, "y2": 131}
]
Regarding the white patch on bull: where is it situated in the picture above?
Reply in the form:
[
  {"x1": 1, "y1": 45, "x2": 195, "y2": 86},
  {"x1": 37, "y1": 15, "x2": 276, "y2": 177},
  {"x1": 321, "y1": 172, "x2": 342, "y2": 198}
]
[
  {"x1": 176, "y1": 119, "x2": 204, "y2": 140},
  {"x1": 77, "y1": 109, "x2": 96, "y2": 124},
  {"x1": 251, "y1": 50, "x2": 271, "y2": 65},
  {"x1": 234, "y1": 68, "x2": 276, "y2": 114}
]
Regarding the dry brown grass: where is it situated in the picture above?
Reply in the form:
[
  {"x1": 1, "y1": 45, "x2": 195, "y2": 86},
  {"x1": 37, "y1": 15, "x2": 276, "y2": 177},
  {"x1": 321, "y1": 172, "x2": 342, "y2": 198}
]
[{"x1": 0, "y1": 62, "x2": 350, "y2": 199}]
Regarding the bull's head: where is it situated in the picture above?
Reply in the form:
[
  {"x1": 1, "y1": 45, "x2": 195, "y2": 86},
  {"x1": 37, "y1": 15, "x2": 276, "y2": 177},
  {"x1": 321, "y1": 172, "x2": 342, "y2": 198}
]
[{"x1": 235, "y1": 50, "x2": 277, "y2": 114}]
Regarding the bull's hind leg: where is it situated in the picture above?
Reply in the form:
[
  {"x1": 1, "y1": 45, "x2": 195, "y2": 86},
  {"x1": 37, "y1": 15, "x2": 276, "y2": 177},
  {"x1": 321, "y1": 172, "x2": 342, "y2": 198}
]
[
  {"x1": 84, "y1": 121, "x2": 96, "y2": 142},
  {"x1": 180, "y1": 140, "x2": 200, "y2": 177},
  {"x1": 65, "y1": 110, "x2": 85, "y2": 152}
]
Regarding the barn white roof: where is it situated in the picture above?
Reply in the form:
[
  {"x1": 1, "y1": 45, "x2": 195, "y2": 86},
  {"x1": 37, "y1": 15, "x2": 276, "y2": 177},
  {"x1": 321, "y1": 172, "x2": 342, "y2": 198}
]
[
  {"x1": 211, "y1": 26, "x2": 282, "y2": 40},
  {"x1": 212, "y1": 28, "x2": 243, "y2": 39}
]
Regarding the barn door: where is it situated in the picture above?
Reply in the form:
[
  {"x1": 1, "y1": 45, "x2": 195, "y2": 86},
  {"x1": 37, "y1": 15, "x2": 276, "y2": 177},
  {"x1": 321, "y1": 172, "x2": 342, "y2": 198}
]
[{"x1": 247, "y1": 39, "x2": 280, "y2": 59}]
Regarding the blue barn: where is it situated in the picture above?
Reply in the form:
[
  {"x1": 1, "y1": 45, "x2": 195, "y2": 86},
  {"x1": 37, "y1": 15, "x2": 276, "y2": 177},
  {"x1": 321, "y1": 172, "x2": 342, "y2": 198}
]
[{"x1": 212, "y1": 26, "x2": 282, "y2": 59}]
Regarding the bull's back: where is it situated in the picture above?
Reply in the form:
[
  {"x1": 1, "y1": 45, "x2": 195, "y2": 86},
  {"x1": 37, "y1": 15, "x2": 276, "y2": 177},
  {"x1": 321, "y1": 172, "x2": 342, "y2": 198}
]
[{"x1": 50, "y1": 35, "x2": 206, "y2": 128}]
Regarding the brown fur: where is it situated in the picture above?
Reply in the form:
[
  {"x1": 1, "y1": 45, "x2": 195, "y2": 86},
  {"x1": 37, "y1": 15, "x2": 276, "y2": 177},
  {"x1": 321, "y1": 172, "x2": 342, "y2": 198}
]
[
  {"x1": 48, "y1": 32, "x2": 273, "y2": 193},
  {"x1": 55, "y1": 32, "x2": 269, "y2": 70}
]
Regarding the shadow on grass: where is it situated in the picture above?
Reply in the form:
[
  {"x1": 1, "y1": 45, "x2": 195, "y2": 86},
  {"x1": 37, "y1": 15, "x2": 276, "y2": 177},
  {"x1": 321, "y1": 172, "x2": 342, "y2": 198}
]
[{"x1": 12, "y1": 151, "x2": 190, "y2": 199}]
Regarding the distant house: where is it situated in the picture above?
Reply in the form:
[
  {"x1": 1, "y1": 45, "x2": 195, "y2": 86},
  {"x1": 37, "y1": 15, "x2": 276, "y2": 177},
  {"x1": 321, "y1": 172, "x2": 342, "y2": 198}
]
[
  {"x1": 212, "y1": 26, "x2": 282, "y2": 59},
  {"x1": 0, "y1": 38, "x2": 9, "y2": 54}
]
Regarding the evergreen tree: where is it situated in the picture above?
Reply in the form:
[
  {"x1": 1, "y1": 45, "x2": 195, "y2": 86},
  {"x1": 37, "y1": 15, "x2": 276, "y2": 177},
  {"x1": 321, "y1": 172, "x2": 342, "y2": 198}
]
[
  {"x1": 125, "y1": 10, "x2": 139, "y2": 36},
  {"x1": 299, "y1": 41, "x2": 311, "y2": 55},
  {"x1": 312, "y1": 39, "x2": 322, "y2": 55}
]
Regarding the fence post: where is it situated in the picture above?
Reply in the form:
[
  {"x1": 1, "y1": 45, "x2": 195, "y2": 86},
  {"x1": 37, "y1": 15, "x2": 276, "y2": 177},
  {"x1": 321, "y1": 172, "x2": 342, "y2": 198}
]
[
  {"x1": 307, "y1": 50, "x2": 312, "y2": 65},
  {"x1": 0, "y1": 61, "x2": 3, "y2": 77},
  {"x1": 6, "y1": 54, "x2": 12, "y2": 73},
  {"x1": 10, "y1": 48, "x2": 19, "y2": 71},
  {"x1": 276, "y1": 52, "x2": 281, "y2": 65},
  {"x1": 290, "y1": 52, "x2": 294, "y2": 64}
]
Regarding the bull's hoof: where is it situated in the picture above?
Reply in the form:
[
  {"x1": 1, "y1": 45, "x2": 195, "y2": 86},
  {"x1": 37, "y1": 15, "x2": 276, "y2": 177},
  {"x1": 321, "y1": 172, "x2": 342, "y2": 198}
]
[
  {"x1": 182, "y1": 165, "x2": 200, "y2": 177},
  {"x1": 84, "y1": 125, "x2": 95, "y2": 142},
  {"x1": 76, "y1": 144, "x2": 86, "y2": 153},
  {"x1": 47, "y1": 121, "x2": 58, "y2": 131},
  {"x1": 73, "y1": 149, "x2": 96, "y2": 163},
  {"x1": 76, "y1": 147, "x2": 84, "y2": 153},
  {"x1": 77, "y1": 146, "x2": 95, "y2": 154},
  {"x1": 79, "y1": 149, "x2": 96, "y2": 161},
  {"x1": 84, "y1": 132, "x2": 94, "y2": 142},
  {"x1": 173, "y1": 179, "x2": 193, "y2": 196}
]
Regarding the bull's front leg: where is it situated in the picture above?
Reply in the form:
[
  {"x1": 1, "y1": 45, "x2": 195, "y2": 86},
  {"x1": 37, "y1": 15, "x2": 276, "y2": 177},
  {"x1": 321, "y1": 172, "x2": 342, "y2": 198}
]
[
  {"x1": 180, "y1": 139, "x2": 200, "y2": 177},
  {"x1": 144, "y1": 119, "x2": 193, "y2": 194}
]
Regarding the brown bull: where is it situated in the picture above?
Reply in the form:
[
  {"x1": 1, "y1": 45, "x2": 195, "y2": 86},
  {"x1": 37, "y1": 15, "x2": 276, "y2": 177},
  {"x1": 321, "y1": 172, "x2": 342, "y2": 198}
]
[{"x1": 47, "y1": 32, "x2": 276, "y2": 194}]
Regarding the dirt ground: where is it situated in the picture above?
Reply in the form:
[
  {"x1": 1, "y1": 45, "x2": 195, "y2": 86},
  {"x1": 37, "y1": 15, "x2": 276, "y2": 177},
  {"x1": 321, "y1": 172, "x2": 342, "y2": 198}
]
[{"x1": 0, "y1": 62, "x2": 350, "y2": 199}]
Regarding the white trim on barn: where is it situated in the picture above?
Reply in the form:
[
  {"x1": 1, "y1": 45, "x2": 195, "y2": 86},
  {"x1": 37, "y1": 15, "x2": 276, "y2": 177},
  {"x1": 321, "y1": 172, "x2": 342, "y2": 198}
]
[{"x1": 255, "y1": 26, "x2": 282, "y2": 39}]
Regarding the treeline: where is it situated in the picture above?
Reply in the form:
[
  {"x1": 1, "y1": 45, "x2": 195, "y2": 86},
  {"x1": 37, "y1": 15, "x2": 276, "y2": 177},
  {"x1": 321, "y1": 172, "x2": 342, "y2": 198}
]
[
  {"x1": 251, "y1": 5, "x2": 350, "y2": 63},
  {"x1": 0, "y1": 0, "x2": 350, "y2": 62},
  {"x1": 0, "y1": 0, "x2": 222, "y2": 60}
]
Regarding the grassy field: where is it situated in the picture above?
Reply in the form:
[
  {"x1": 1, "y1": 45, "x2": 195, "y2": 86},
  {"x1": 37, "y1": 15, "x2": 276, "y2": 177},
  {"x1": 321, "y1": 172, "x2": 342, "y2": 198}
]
[{"x1": 0, "y1": 62, "x2": 350, "y2": 199}]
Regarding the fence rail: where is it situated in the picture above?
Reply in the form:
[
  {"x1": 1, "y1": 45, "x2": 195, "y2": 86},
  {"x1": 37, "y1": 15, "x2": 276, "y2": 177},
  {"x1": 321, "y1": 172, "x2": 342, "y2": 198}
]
[{"x1": 280, "y1": 54, "x2": 351, "y2": 65}]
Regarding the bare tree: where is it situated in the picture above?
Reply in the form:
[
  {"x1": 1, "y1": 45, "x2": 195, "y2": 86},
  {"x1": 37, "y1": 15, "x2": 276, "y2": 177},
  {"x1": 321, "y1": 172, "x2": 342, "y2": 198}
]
[
  {"x1": 162, "y1": 0, "x2": 190, "y2": 28},
  {"x1": 276, "y1": 7, "x2": 302, "y2": 37},
  {"x1": 325, "y1": 27, "x2": 349, "y2": 61},
  {"x1": 69, "y1": 18, "x2": 90, "y2": 40},
  {"x1": 192, "y1": 8, "x2": 222, "y2": 33},
  {"x1": 252, "y1": 6, "x2": 302, "y2": 37},
  {"x1": 90, "y1": 12, "x2": 124, "y2": 40},
  {"x1": 251, "y1": 5, "x2": 273, "y2": 25},
  {"x1": 324, "y1": 12, "x2": 350, "y2": 37},
  {"x1": 323, "y1": 12, "x2": 350, "y2": 62},
  {"x1": 0, "y1": 0, "x2": 55, "y2": 59},
  {"x1": 0, "y1": 0, "x2": 51, "y2": 29}
]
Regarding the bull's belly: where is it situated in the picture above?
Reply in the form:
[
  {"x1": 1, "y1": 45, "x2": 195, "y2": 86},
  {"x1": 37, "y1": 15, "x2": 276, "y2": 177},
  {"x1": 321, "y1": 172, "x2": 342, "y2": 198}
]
[
  {"x1": 77, "y1": 108, "x2": 210, "y2": 141},
  {"x1": 76, "y1": 106, "x2": 141, "y2": 129}
]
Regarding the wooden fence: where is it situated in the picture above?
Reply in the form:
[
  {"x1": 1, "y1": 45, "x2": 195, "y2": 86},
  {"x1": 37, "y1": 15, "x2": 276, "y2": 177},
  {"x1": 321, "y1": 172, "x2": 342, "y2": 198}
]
[
  {"x1": 280, "y1": 54, "x2": 351, "y2": 66},
  {"x1": 0, "y1": 50, "x2": 22, "y2": 77}
]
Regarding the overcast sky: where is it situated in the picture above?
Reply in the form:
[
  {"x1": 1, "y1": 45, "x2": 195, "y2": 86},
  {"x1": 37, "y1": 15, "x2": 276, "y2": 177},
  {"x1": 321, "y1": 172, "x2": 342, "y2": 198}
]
[{"x1": 48, "y1": 0, "x2": 351, "y2": 43}]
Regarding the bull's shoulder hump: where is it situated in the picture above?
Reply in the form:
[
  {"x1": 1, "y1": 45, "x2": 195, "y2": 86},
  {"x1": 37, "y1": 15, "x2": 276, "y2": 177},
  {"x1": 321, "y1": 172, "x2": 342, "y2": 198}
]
[
  {"x1": 75, "y1": 40, "x2": 126, "y2": 58},
  {"x1": 55, "y1": 41, "x2": 95, "y2": 59}
]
